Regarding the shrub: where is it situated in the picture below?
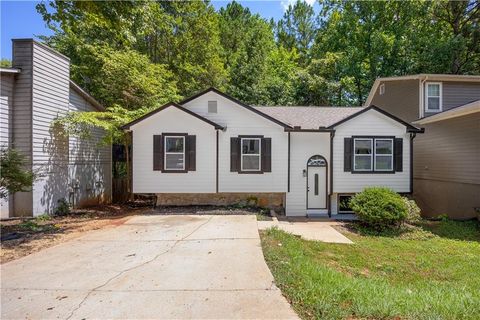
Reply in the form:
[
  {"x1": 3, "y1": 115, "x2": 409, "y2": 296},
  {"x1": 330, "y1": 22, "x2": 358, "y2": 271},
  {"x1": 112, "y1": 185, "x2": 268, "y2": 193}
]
[
  {"x1": 350, "y1": 187, "x2": 408, "y2": 230},
  {"x1": 403, "y1": 197, "x2": 422, "y2": 224},
  {"x1": 54, "y1": 198, "x2": 70, "y2": 216}
]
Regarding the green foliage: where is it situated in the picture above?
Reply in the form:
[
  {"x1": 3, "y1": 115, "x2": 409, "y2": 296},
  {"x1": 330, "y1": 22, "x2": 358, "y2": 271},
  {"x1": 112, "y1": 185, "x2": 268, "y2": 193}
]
[
  {"x1": 0, "y1": 59, "x2": 12, "y2": 67},
  {"x1": 54, "y1": 198, "x2": 70, "y2": 216},
  {"x1": 403, "y1": 197, "x2": 422, "y2": 224},
  {"x1": 350, "y1": 187, "x2": 408, "y2": 230},
  {"x1": 0, "y1": 148, "x2": 36, "y2": 199},
  {"x1": 36, "y1": 0, "x2": 479, "y2": 107},
  {"x1": 261, "y1": 227, "x2": 480, "y2": 319}
]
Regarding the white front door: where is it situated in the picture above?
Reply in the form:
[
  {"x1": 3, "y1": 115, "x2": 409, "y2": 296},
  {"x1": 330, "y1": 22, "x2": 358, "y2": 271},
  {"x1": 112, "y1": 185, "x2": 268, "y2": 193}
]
[{"x1": 307, "y1": 166, "x2": 327, "y2": 209}]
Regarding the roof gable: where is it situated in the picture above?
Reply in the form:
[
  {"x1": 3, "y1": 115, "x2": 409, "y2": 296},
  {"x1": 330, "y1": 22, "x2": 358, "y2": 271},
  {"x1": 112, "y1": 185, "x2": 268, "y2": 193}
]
[
  {"x1": 180, "y1": 87, "x2": 292, "y2": 129},
  {"x1": 121, "y1": 102, "x2": 224, "y2": 130},
  {"x1": 328, "y1": 105, "x2": 423, "y2": 133}
]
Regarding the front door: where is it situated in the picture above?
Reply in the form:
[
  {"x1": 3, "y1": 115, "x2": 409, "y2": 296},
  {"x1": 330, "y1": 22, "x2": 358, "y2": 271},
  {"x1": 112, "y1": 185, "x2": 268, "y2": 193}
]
[{"x1": 307, "y1": 155, "x2": 327, "y2": 209}]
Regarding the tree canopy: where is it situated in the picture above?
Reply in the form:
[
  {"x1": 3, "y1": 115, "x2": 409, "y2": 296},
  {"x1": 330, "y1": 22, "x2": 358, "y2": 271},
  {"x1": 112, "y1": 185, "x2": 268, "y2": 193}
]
[{"x1": 37, "y1": 0, "x2": 479, "y2": 109}]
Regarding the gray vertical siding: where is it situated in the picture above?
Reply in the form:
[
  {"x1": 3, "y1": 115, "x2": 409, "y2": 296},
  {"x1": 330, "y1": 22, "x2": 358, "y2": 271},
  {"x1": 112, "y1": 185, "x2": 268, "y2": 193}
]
[
  {"x1": 3, "y1": 39, "x2": 111, "y2": 217},
  {"x1": 68, "y1": 88, "x2": 112, "y2": 207},
  {"x1": 370, "y1": 79, "x2": 420, "y2": 123},
  {"x1": 11, "y1": 40, "x2": 34, "y2": 216}
]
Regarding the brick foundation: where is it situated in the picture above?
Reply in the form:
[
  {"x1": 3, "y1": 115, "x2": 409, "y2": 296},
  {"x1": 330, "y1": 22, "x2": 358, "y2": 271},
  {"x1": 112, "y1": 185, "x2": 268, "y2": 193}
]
[{"x1": 155, "y1": 192, "x2": 285, "y2": 209}]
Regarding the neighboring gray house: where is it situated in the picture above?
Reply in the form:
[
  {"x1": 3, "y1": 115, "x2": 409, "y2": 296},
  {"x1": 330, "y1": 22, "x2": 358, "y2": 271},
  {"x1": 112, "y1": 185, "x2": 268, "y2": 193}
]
[
  {"x1": 366, "y1": 74, "x2": 480, "y2": 219},
  {"x1": 0, "y1": 39, "x2": 111, "y2": 218}
]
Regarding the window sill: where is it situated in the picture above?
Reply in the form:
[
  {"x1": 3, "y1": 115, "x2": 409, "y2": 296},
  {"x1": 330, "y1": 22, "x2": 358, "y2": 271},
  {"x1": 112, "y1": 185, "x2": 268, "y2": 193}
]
[
  {"x1": 238, "y1": 171, "x2": 264, "y2": 174},
  {"x1": 161, "y1": 169, "x2": 188, "y2": 173},
  {"x1": 351, "y1": 170, "x2": 395, "y2": 174}
]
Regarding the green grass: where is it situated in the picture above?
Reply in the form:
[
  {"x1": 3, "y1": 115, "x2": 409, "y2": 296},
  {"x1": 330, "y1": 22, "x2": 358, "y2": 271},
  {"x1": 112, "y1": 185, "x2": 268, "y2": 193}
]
[{"x1": 260, "y1": 220, "x2": 480, "y2": 320}]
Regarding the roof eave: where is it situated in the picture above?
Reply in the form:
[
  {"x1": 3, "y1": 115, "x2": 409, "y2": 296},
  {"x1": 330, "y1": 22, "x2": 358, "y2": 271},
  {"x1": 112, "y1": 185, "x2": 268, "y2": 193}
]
[{"x1": 69, "y1": 80, "x2": 105, "y2": 111}]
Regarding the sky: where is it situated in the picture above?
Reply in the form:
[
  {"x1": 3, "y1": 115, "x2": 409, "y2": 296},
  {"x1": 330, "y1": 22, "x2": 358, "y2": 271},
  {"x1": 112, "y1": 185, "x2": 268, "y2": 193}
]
[{"x1": 1, "y1": 0, "x2": 318, "y2": 60}]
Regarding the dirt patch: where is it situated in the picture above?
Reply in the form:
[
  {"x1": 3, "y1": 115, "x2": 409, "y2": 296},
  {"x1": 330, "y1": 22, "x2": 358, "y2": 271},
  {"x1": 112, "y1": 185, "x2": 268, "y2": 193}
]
[{"x1": 0, "y1": 204, "x2": 151, "y2": 264}]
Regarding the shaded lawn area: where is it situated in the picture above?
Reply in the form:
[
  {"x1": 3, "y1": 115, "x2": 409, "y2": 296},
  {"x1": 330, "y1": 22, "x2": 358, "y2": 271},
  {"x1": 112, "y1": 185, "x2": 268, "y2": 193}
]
[{"x1": 260, "y1": 220, "x2": 480, "y2": 320}]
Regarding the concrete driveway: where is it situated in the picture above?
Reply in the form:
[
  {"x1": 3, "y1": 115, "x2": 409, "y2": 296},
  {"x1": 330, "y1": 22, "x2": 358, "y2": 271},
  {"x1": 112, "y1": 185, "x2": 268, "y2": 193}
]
[{"x1": 1, "y1": 215, "x2": 298, "y2": 319}]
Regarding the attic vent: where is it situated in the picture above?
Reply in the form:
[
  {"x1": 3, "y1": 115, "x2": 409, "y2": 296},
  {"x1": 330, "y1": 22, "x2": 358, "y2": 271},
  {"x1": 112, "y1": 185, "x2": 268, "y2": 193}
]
[
  {"x1": 379, "y1": 83, "x2": 385, "y2": 95},
  {"x1": 208, "y1": 101, "x2": 217, "y2": 113}
]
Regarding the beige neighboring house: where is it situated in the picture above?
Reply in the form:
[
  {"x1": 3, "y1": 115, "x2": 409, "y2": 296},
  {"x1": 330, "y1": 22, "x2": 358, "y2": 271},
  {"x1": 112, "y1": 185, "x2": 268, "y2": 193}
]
[{"x1": 366, "y1": 74, "x2": 480, "y2": 219}]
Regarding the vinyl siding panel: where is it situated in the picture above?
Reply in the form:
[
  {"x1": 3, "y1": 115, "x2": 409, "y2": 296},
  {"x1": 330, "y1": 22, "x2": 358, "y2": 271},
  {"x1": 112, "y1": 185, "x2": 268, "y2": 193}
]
[
  {"x1": 182, "y1": 91, "x2": 288, "y2": 193},
  {"x1": 442, "y1": 82, "x2": 480, "y2": 110},
  {"x1": 286, "y1": 132, "x2": 330, "y2": 216},
  {"x1": 11, "y1": 40, "x2": 34, "y2": 216},
  {"x1": 413, "y1": 113, "x2": 480, "y2": 185},
  {"x1": 131, "y1": 106, "x2": 216, "y2": 193},
  {"x1": 370, "y1": 79, "x2": 420, "y2": 123},
  {"x1": 332, "y1": 110, "x2": 411, "y2": 193},
  {"x1": 0, "y1": 73, "x2": 15, "y2": 218}
]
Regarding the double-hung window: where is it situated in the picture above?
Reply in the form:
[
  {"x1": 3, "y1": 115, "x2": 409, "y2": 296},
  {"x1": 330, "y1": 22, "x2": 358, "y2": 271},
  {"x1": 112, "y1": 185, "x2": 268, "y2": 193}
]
[
  {"x1": 353, "y1": 139, "x2": 373, "y2": 171},
  {"x1": 241, "y1": 138, "x2": 261, "y2": 171},
  {"x1": 353, "y1": 137, "x2": 393, "y2": 172},
  {"x1": 425, "y1": 82, "x2": 442, "y2": 112},
  {"x1": 164, "y1": 136, "x2": 185, "y2": 171},
  {"x1": 374, "y1": 139, "x2": 393, "y2": 171}
]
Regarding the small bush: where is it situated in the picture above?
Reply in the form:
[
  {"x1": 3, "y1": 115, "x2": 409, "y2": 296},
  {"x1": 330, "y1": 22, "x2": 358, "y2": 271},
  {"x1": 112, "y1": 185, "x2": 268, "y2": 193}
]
[
  {"x1": 350, "y1": 187, "x2": 408, "y2": 230},
  {"x1": 403, "y1": 197, "x2": 421, "y2": 224},
  {"x1": 54, "y1": 198, "x2": 70, "y2": 216}
]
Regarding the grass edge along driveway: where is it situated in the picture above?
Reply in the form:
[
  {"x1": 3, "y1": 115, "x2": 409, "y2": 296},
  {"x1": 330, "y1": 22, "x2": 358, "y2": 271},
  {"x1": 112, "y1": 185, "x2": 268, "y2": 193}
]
[{"x1": 260, "y1": 221, "x2": 480, "y2": 320}]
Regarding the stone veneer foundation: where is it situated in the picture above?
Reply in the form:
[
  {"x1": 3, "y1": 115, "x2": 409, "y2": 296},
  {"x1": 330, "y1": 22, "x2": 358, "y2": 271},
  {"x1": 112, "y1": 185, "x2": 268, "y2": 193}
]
[{"x1": 155, "y1": 193, "x2": 285, "y2": 209}]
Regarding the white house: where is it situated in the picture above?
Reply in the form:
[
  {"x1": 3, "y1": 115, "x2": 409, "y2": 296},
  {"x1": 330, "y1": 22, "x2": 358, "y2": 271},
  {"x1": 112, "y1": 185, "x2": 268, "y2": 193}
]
[{"x1": 122, "y1": 88, "x2": 422, "y2": 217}]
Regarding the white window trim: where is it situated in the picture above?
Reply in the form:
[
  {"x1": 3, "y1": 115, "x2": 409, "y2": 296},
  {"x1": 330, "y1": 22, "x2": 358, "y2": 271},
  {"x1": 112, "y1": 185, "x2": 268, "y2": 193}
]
[
  {"x1": 164, "y1": 136, "x2": 185, "y2": 171},
  {"x1": 425, "y1": 82, "x2": 443, "y2": 112},
  {"x1": 240, "y1": 138, "x2": 261, "y2": 172},
  {"x1": 374, "y1": 138, "x2": 394, "y2": 171},
  {"x1": 353, "y1": 138, "x2": 373, "y2": 171}
]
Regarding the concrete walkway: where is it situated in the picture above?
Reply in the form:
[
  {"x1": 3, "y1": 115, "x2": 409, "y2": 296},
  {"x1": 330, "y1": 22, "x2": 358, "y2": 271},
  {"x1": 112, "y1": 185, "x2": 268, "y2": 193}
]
[
  {"x1": 1, "y1": 215, "x2": 298, "y2": 319},
  {"x1": 258, "y1": 218, "x2": 353, "y2": 244}
]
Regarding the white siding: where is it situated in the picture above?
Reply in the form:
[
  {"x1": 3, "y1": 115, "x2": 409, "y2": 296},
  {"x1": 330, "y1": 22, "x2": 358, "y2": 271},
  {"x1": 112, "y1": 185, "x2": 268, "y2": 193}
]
[
  {"x1": 332, "y1": 109, "x2": 411, "y2": 193},
  {"x1": 131, "y1": 106, "x2": 217, "y2": 193},
  {"x1": 183, "y1": 91, "x2": 288, "y2": 192},
  {"x1": 286, "y1": 132, "x2": 330, "y2": 216}
]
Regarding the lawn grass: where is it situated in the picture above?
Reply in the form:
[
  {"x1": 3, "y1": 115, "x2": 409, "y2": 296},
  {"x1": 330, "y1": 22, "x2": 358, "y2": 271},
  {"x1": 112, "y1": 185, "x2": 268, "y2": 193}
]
[{"x1": 260, "y1": 220, "x2": 480, "y2": 320}]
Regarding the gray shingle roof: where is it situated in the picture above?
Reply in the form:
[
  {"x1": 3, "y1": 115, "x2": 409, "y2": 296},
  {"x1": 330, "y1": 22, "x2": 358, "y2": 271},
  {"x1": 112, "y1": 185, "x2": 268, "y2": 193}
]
[{"x1": 253, "y1": 106, "x2": 364, "y2": 129}]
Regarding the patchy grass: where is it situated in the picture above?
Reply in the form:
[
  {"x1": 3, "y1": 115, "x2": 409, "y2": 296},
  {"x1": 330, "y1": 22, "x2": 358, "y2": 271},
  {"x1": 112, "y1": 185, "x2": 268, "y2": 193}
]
[{"x1": 260, "y1": 220, "x2": 480, "y2": 320}]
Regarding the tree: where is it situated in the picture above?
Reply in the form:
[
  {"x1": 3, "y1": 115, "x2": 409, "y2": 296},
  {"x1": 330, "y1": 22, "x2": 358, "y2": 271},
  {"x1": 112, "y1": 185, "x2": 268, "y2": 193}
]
[
  {"x1": 0, "y1": 59, "x2": 11, "y2": 67},
  {"x1": 0, "y1": 148, "x2": 36, "y2": 199},
  {"x1": 276, "y1": 0, "x2": 317, "y2": 65}
]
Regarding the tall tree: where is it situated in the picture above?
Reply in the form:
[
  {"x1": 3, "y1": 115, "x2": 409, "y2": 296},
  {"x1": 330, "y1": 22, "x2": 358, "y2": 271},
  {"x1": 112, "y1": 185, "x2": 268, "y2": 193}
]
[{"x1": 276, "y1": 0, "x2": 317, "y2": 65}]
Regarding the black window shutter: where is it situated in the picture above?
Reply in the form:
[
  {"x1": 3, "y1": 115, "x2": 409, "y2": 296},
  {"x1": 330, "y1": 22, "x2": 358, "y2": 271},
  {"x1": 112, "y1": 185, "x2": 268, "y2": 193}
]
[
  {"x1": 153, "y1": 135, "x2": 163, "y2": 171},
  {"x1": 186, "y1": 135, "x2": 196, "y2": 171},
  {"x1": 230, "y1": 137, "x2": 240, "y2": 172},
  {"x1": 344, "y1": 137, "x2": 353, "y2": 172},
  {"x1": 394, "y1": 138, "x2": 403, "y2": 172},
  {"x1": 261, "y1": 138, "x2": 272, "y2": 172}
]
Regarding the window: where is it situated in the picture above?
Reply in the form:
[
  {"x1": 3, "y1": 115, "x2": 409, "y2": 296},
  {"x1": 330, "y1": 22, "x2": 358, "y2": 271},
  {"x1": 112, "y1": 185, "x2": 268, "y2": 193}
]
[
  {"x1": 208, "y1": 101, "x2": 217, "y2": 113},
  {"x1": 425, "y1": 82, "x2": 442, "y2": 112},
  {"x1": 338, "y1": 194, "x2": 354, "y2": 213},
  {"x1": 374, "y1": 139, "x2": 393, "y2": 171},
  {"x1": 353, "y1": 139, "x2": 373, "y2": 171},
  {"x1": 241, "y1": 138, "x2": 261, "y2": 171},
  {"x1": 164, "y1": 136, "x2": 185, "y2": 170},
  {"x1": 379, "y1": 83, "x2": 385, "y2": 95},
  {"x1": 353, "y1": 137, "x2": 393, "y2": 172}
]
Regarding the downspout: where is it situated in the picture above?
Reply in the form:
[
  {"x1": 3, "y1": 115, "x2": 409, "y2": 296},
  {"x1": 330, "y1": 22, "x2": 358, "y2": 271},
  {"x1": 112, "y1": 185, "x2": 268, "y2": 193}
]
[
  {"x1": 409, "y1": 132, "x2": 417, "y2": 194},
  {"x1": 328, "y1": 131, "x2": 335, "y2": 217},
  {"x1": 419, "y1": 76, "x2": 428, "y2": 118}
]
